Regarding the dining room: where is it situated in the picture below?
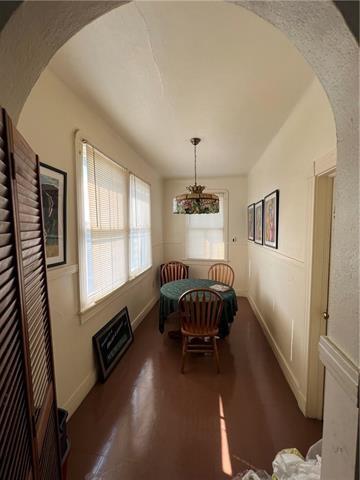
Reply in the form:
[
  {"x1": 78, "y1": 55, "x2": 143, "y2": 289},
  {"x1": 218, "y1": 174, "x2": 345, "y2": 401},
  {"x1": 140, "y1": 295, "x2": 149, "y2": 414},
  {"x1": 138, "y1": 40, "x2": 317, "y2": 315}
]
[{"x1": 5, "y1": 1, "x2": 358, "y2": 479}]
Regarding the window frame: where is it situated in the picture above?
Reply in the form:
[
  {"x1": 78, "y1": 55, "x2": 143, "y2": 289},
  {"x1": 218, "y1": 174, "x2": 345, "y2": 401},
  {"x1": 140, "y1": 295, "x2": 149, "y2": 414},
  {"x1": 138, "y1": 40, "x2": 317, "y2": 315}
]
[
  {"x1": 75, "y1": 131, "x2": 153, "y2": 318},
  {"x1": 184, "y1": 189, "x2": 229, "y2": 262},
  {"x1": 128, "y1": 172, "x2": 152, "y2": 280}
]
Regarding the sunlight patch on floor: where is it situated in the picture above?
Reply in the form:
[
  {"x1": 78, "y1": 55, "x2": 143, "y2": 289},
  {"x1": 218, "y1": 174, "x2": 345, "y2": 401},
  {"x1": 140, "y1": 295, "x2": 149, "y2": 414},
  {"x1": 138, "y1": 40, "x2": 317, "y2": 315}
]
[{"x1": 219, "y1": 394, "x2": 233, "y2": 477}]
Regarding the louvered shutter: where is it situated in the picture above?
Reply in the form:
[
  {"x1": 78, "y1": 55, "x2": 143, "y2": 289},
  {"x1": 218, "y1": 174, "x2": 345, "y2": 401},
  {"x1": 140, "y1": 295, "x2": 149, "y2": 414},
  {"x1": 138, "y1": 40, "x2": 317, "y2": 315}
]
[
  {"x1": 5, "y1": 110, "x2": 62, "y2": 479},
  {"x1": 0, "y1": 110, "x2": 35, "y2": 479}
]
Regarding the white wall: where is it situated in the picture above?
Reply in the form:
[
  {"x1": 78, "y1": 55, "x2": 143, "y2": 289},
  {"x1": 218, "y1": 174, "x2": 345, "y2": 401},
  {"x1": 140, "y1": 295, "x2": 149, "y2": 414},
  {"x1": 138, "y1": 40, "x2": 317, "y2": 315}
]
[
  {"x1": 16, "y1": 66, "x2": 353, "y2": 469},
  {"x1": 163, "y1": 176, "x2": 248, "y2": 295},
  {"x1": 18, "y1": 69, "x2": 163, "y2": 416},
  {"x1": 247, "y1": 78, "x2": 336, "y2": 412}
]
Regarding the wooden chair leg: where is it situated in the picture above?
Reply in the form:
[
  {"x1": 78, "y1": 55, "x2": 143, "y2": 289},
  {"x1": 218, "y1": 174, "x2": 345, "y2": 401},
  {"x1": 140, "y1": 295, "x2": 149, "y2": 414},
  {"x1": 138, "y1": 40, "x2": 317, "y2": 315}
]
[
  {"x1": 213, "y1": 337, "x2": 220, "y2": 373},
  {"x1": 181, "y1": 336, "x2": 187, "y2": 374}
]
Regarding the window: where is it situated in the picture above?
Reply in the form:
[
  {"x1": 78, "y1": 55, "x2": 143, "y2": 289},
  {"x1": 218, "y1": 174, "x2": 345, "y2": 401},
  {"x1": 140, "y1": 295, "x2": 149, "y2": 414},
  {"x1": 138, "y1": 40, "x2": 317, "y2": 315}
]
[
  {"x1": 186, "y1": 192, "x2": 226, "y2": 260},
  {"x1": 78, "y1": 141, "x2": 152, "y2": 311},
  {"x1": 129, "y1": 174, "x2": 152, "y2": 278}
]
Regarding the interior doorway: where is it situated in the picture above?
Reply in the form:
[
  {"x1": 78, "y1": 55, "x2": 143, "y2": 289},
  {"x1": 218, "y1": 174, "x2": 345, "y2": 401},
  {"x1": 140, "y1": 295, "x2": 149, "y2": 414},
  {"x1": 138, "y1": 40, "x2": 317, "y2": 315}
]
[{"x1": 306, "y1": 158, "x2": 336, "y2": 419}]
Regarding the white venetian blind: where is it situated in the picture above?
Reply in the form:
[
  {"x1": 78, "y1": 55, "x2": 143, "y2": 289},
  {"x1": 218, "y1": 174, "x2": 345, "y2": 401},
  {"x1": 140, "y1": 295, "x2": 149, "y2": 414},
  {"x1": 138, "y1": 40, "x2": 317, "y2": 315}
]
[
  {"x1": 129, "y1": 174, "x2": 152, "y2": 278},
  {"x1": 186, "y1": 192, "x2": 225, "y2": 260},
  {"x1": 80, "y1": 142, "x2": 128, "y2": 310}
]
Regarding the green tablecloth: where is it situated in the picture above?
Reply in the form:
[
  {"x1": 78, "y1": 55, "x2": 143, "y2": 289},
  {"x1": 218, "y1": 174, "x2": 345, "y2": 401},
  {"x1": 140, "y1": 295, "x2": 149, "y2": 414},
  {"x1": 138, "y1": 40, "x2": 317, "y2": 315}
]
[{"x1": 159, "y1": 279, "x2": 238, "y2": 337}]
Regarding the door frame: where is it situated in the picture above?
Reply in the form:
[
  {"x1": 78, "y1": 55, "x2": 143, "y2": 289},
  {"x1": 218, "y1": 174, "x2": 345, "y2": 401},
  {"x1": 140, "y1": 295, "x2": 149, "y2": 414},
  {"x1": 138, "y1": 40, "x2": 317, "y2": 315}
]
[{"x1": 305, "y1": 149, "x2": 336, "y2": 419}]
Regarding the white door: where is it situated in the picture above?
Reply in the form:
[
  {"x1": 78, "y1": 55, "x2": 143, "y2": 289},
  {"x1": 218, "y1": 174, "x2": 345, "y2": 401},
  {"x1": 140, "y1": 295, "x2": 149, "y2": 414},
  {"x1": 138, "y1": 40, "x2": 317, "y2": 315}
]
[{"x1": 306, "y1": 170, "x2": 335, "y2": 419}]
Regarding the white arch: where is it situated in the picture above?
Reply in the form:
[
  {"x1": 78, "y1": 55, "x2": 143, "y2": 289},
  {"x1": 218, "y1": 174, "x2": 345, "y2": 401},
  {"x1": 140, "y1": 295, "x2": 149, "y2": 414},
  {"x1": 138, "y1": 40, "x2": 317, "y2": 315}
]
[
  {"x1": 0, "y1": 1, "x2": 125, "y2": 122},
  {"x1": 0, "y1": 2, "x2": 358, "y2": 478}
]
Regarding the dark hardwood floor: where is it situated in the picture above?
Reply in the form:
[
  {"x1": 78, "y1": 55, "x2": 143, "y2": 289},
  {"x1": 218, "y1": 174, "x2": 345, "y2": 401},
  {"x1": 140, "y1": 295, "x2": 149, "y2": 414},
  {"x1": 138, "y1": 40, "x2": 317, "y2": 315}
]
[{"x1": 67, "y1": 298, "x2": 322, "y2": 479}]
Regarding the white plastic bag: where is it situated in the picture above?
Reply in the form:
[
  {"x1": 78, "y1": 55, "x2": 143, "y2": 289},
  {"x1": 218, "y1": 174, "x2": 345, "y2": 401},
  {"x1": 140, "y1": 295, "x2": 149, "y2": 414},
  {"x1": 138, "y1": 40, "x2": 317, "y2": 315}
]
[
  {"x1": 272, "y1": 448, "x2": 321, "y2": 480},
  {"x1": 306, "y1": 439, "x2": 322, "y2": 460},
  {"x1": 233, "y1": 470, "x2": 271, "y2": 480}
]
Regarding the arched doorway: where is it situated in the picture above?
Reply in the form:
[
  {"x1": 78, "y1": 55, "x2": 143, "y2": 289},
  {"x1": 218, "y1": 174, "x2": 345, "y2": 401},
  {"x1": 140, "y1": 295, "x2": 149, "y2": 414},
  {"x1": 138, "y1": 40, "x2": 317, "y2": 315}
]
[{"x1": 0, "y1": 2, "x2": 358, "y2": 479}]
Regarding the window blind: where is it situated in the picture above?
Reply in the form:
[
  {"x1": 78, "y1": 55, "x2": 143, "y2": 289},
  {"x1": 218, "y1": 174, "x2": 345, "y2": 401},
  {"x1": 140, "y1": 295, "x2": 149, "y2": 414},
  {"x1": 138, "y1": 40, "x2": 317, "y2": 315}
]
[
  {"x1": 186, "y1": 192, "x2": 225, "y2": 260},
  {"x1": 129, "y1": 174, "x2": 152, "y2": 278},
  {"x1": 80, "y1": 142, "x2": 128, "y2": 309}
]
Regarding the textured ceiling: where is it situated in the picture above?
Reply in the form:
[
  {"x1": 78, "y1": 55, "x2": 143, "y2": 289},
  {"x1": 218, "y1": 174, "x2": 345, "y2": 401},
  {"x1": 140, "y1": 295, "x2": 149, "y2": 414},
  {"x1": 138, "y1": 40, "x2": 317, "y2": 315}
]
[{"x1": 50, "y1": 1, "x2": 315, "y2": 177}]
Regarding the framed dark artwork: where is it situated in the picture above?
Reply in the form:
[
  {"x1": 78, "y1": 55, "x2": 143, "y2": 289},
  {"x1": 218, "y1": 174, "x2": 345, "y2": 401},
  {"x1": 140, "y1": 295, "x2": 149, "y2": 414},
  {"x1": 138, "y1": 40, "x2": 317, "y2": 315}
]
[
  {"x1": 254, "y1": 200, "x2": 264, "y2": 245},
  {"x1": 264, "y1": 189, "x2": 279, "y2": 248},
  {"x1": 40, "y1": 163, "x2": 67, "y2": 267},
  {"x1": 247, "y1": 204, "x2": 255, "y2": 241},
  {"x1": 93, "y1": 307, "x2": 134, "y2": 382}
]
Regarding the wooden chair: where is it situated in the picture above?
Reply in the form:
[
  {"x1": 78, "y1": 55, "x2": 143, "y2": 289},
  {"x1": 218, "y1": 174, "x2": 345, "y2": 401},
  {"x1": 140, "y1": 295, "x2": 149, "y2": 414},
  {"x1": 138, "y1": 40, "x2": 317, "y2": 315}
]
[
  {"x1": 178, "y1": 288, "x2": 224, "y2": 373},
  {"x1": 208, "y1": 263, "x2": 235, "y2": 287},
  {"x1": 160, "y1": 261, "x2": 188, "y2": 286}
]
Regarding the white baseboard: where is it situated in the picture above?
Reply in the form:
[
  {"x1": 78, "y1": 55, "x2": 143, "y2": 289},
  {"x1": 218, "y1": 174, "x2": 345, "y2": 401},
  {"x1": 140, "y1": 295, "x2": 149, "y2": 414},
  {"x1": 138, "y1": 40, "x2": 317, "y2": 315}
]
[
  {"x1": 248, "y1": 295, "x2": 306, "y2": 413},
  {"x1": 62, "y1": 370, "x2": 97, "y2": 418},
  {"x1": 63, "y1": 295, "x2": 158, "y2": 419},
  {"x1": 235, "y1": 290, "x2": 248, "y2": 297},
  {"x1": 131, "y1": 296, "x2": 158, "y2": 331}
]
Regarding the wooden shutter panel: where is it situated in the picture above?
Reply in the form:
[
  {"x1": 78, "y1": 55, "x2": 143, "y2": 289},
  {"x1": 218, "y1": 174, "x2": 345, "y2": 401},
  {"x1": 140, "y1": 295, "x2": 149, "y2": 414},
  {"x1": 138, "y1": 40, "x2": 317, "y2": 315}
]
[
  {"x1": 0, "y1": 110, "x2": 35, "y2": 479},
  {"x1": 4, "y1": 110, "x2": 62, "y2": 479}
]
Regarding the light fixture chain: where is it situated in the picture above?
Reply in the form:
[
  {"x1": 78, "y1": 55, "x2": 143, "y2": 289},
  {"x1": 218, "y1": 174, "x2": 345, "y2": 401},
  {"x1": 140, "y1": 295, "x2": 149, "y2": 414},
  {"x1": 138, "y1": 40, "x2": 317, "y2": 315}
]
[{"x1": 194, "y1": 142, "x2": 197, "y2": 186}]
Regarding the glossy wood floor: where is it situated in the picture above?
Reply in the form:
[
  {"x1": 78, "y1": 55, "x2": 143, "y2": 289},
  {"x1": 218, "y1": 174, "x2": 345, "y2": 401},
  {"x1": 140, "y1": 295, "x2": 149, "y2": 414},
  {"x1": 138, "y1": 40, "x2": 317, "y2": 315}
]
[{"x1": 67, "y1": 298, "x2": 322, "y2": 479}]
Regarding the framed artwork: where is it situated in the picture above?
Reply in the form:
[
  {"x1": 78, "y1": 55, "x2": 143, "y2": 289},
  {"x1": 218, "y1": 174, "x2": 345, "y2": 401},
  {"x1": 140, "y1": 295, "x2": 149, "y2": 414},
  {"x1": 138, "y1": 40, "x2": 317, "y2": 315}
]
[
  {"x1": 264, "y1": 189, "x2": 279, "y2": 248},
  {"x1": 254, "y1": 200, "x2": 263, "y2": 245},
  {"x1": 247, "y1": 204, "x2": 255, "y2": 241},
  {"x1": 93, "y1": 307, "x2": 134, "y2": 382},
  {"x1": 40, "y1": 163, "x2": 67, "y2": 267}
]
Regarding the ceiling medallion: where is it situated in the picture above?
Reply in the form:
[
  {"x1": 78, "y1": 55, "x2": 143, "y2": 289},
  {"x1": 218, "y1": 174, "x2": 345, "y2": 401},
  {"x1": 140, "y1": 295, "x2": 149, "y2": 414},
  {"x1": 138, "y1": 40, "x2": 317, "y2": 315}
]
[{"x1": 173, "y1": 138, "x2": 219, "y2": 214}]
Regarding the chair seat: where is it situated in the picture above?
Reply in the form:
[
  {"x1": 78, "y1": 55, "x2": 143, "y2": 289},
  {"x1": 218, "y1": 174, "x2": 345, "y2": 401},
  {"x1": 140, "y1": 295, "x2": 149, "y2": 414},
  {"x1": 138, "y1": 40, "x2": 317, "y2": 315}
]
[{"x1": 181, "y1": 325, "x2": 219, "y2": 337}]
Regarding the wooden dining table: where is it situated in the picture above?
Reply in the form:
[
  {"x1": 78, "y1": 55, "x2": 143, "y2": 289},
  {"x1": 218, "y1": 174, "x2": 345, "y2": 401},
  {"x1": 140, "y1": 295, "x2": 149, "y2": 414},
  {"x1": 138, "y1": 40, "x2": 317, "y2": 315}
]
[{"x1": 159, "y1": 278, "x2": 238, "y2": 337}]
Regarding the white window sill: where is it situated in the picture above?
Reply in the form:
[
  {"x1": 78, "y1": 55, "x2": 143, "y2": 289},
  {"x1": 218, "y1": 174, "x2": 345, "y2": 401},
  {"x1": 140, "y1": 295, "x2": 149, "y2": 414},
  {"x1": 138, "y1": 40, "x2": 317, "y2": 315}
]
[{"x1": 79, "y1": 265, "x2": 153, "y2": 325}]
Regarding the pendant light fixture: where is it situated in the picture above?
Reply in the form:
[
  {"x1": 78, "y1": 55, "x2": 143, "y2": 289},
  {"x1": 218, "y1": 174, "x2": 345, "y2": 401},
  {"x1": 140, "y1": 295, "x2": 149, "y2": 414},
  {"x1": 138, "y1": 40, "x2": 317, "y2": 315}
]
[{"x1": 173, "y1": 138, "x2": 219, "y2": 214}]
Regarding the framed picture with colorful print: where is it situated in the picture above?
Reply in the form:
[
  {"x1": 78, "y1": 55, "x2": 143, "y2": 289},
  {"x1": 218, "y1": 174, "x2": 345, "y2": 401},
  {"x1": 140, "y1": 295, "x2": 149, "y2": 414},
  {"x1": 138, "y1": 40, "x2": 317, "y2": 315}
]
[
  {"x1": 247, "y1": 203, "x2": 255, "y2": 241},
  {"x1": 264, "y1": 189, "x2": 279, "y2": 248},
  {"x1": 254, "y1": 200, "x2": 264, "y2": 245}
]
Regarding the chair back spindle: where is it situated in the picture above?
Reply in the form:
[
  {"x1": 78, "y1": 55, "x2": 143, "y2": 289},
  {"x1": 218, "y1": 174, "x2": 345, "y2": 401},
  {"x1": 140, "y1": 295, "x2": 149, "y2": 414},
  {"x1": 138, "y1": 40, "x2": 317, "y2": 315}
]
[
  {"x1": 208, "y1": 263, "x2": 234, "y2": 287},
  {"x1": 178, "y1": 288, "x2": 224, "y2": 373},
  {"x1": 161, "y1": 261, "x2": 188, "y2": 285},
  {"x1": 179, "y1": 288, "x2": 223, "y2": 336}
]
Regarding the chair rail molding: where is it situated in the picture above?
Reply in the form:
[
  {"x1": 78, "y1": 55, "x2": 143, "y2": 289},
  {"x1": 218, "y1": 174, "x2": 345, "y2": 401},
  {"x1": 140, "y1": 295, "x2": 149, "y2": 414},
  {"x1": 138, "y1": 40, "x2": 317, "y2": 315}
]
[{"x1": 47, "y1": 263, "x2": 79, "y2": 281}]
